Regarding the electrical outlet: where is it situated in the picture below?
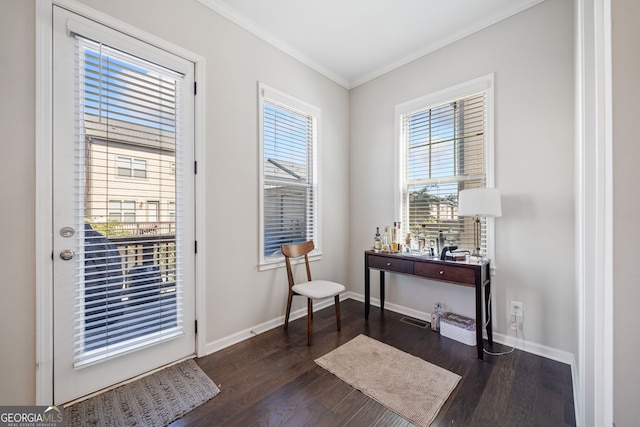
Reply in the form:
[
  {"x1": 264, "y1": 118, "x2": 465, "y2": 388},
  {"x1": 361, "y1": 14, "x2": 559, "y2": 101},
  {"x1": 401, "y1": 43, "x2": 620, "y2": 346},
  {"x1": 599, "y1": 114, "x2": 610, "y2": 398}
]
[
  {"x1": 510, "y1": 301, "x2": 523, "y2": 318},
  {"x1": 509, "y1": 301, "x2": 523, "y2": 331}
]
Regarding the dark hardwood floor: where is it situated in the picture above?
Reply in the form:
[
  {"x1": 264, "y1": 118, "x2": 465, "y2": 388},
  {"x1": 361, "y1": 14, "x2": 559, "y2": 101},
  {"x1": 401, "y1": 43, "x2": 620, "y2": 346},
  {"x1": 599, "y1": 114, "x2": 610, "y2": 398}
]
[{"x1": 172, "y1": 299, "x2": 575, "y2": 426}]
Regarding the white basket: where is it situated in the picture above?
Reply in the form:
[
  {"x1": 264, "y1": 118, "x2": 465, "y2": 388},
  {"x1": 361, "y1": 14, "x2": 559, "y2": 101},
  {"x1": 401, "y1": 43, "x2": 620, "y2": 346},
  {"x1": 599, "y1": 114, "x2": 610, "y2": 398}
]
[{"x1": 440, "y1": 312, "x2": 476, "y2": 346}]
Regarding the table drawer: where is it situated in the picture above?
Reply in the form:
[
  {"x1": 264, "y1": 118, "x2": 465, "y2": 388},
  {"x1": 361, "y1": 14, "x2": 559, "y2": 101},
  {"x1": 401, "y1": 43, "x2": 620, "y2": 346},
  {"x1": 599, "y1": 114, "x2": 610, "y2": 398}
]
[
  {"x1": 414, "y1": 262, "x2": 475, "y2": 286},
  {"x1": 368, "y1": 255, "x2": 413, "y2": 274}
]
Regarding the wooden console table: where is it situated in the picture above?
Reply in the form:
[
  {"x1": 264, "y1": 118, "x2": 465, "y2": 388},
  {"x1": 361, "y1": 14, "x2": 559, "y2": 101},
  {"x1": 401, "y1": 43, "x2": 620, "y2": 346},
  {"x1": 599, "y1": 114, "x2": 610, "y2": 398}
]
[{"x1": 364, "y1": 250, "x2": 493, "y2": 360}]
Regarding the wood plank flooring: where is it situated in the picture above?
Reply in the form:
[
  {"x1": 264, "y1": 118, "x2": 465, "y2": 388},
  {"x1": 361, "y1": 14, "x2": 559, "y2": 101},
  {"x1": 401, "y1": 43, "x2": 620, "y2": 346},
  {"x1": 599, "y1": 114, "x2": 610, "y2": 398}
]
[{"x1": 171, "y1": 299, "x2": 576, "y2": 426}]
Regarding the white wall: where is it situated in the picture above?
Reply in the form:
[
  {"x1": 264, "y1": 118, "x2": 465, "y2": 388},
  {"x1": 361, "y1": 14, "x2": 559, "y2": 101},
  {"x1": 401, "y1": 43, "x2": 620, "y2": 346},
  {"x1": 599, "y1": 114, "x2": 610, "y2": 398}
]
[
  {"x1": 612, "y1": 0, "x2": 640, "y2": 425},
  {"x1": 0, "y1": 0, "x2": 37, "y2": 406},
  {"x1": 349, "y1": 0, "x2": 576, "y2": 356},
  {"x1": 0, "y1": 0, "x2": 349, "y2": 404}
]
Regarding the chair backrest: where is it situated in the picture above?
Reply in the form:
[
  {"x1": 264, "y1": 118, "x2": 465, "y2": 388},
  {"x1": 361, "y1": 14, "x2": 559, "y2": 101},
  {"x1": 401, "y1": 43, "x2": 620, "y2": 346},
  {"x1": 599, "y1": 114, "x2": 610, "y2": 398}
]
[{"x1": 281, "y1": 241, "x2": 314, "y2": 288}]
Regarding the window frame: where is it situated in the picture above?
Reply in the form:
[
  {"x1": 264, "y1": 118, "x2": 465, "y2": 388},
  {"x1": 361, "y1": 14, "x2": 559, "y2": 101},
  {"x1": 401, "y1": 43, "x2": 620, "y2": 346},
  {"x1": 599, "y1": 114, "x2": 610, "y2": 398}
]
[
  {"x1": 394, "y1": 74, "x2": 496, "y2": 263},
  {"x1": 258, "y1": 82, "x2": 321, "y2": 269}
]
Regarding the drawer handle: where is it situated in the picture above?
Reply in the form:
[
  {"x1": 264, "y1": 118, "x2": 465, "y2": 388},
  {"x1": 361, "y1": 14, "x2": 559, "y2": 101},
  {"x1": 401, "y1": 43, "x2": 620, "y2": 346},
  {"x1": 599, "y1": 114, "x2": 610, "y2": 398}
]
[
  {"x1": 439, "y1": 270, "x2": 445, "y2": 275},
  {"x1": 386, "y1": 262, "x2": 392, "y2": 266}
]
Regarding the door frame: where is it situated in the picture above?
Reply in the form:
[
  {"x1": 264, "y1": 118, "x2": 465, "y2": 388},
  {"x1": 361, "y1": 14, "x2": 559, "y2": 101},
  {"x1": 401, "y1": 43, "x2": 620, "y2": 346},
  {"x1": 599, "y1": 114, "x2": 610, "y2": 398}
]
[{"x1": 35, "y1": 0, "x2": 207, "y2": 405}]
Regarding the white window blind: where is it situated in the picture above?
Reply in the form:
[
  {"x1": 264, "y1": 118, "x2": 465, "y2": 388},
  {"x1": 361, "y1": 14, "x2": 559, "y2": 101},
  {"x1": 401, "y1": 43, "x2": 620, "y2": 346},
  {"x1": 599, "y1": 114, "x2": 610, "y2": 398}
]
[
  {"x1": 260, "y1": 85, "x2": 319, "y2": 263},
  {"x1": 400, "y1": 90, "x2": 489, "y2": 255},
  {"x1": 73, "y1": 35, "x2": 184, "y2": 366}
]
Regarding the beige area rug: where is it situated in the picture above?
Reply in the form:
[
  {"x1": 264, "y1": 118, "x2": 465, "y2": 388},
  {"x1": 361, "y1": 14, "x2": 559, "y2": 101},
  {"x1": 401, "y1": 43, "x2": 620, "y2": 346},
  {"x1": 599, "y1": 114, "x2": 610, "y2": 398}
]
[
  {"x1": 315, "y1": 335, "x2": 461, "y2": 427},
  {"x1": 64, "y1": 359, "x2": 219, "y2": 427}
]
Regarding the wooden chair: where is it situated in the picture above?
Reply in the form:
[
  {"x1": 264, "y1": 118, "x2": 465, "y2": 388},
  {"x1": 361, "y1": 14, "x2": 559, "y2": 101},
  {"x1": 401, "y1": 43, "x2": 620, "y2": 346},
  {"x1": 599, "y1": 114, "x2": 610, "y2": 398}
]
[{"x1": 281, "y1": 241, "x2": 345, "y2": 345}]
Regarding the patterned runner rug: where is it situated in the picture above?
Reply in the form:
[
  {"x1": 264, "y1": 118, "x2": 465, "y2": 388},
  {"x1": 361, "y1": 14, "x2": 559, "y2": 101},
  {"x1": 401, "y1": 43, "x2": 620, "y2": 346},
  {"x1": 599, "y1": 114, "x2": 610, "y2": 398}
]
[
  {"x1": 64, "y1": 359, "x2": 219, "y2": 427},
  {"x1": 315, "y1": 335, "x2": 460, "y2": 427}
]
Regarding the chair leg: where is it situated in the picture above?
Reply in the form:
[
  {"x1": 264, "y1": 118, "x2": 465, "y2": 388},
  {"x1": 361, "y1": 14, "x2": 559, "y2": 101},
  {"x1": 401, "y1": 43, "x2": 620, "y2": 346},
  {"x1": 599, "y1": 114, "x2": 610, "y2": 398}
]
[
  {"x1": 284, "y1": 291, "x2": 293, "y2": 330},
  {"x1": 307, "y1": 298, "x2": 313, "y2": 346},
  {"x1": 335, "y1": 295, "x2": 341, "y2": 331}
]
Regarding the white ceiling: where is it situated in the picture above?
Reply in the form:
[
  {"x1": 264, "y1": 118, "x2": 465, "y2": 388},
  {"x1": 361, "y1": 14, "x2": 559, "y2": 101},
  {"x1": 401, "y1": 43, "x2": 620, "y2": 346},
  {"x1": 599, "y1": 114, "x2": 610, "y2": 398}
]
[{"x1": 198, "y1": 0, "x2": 545, "y2": 89}]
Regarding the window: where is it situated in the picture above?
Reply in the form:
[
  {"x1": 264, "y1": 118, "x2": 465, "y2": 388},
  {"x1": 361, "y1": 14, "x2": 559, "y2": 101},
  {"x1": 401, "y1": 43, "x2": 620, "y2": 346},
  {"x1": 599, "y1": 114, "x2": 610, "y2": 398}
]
[
  {"x1": 259, "y1": 83, "x2": 319, "y2": 266},
  {"x1": 133, "y1": 159, "x2": 147, "y2": 178},
  {"x1": 108, "y1": 200, "x2": 137, "y2": 222},
  {"x1": 397, "y1": 75, "x2": 494, "y2": 258},
  {"x1": 168, "y1": 201, "x2": 176, "y2": 221},
  {"x1": 116, "y1": 156, "x2": 147, "y2": 178},
  {"x1": 74, "y1": 32, "x2": 187, "y2": 364}
]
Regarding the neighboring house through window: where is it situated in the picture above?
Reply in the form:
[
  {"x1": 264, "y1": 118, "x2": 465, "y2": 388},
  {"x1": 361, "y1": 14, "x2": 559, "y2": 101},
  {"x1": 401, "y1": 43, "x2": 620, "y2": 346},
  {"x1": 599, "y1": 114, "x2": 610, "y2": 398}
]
[
  {"x1": 396, "y1": 75, "x2": 495, "y2": 259},
  {"x1": 258, "y1": 83, "x2": 320, "y2": 266}
]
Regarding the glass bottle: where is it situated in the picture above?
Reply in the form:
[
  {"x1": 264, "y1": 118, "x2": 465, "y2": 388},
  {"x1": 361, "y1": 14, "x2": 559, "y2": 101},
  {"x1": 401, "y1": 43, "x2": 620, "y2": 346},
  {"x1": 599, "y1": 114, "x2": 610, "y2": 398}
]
[
  {"x1": 418, "y1": 224, "x2": 427, "y2": 253},
  {"x1": 373, "y1": 227, "x2": 382, "y2": 251},
  {"x1": 382, "y1": 226, "x2": 391, "y2": 252},
  {"x1": 391, "y1": 222, "x2": 399, "y2": 251}
]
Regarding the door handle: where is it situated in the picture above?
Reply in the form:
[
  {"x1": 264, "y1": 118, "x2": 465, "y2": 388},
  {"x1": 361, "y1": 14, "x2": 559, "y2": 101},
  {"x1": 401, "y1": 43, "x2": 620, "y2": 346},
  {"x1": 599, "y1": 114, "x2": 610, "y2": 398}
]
[{"x1": 59, "y1": 249, "x2": 75, "y2": 261}]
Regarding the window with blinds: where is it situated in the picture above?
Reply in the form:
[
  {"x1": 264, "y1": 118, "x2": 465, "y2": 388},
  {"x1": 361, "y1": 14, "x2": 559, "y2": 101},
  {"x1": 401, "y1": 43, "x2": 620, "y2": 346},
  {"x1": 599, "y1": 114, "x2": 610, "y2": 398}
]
[
  {"x1": 259, "y1": 84, "x2": 319, "y2": 264},
  {"x1": 399, "y1": 84, "x2": 491, "y2": 256},
  {"x1": 74, "y1": 36, "x2": 184, "y2": 366}
]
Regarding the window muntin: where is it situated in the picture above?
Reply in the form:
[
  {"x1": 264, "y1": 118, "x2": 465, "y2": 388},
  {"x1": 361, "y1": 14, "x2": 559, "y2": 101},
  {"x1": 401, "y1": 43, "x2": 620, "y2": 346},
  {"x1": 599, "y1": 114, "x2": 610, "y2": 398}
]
[
  {"x1": 259, "y1": 84, "x2": 319, "y2": 265},
  {"x1": 398, "y1": 77, "x2": 494, "y2": 258}
]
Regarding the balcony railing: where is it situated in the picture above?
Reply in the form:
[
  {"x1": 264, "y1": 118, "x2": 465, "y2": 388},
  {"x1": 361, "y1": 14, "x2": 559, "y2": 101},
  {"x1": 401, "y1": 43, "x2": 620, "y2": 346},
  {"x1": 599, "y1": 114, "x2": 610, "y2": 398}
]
[
  {"x1": 107, "y1": 233, "x2": 176, "y2": 284},
  {"x1": 107, "y1": 221, "x2": 175, "y2": 236}
]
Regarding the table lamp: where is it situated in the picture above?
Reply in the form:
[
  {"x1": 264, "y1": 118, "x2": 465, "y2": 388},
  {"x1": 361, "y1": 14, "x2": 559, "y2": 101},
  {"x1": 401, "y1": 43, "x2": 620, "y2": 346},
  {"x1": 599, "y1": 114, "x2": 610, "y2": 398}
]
[{"x1": 457, "y1": 188, "x2": 502, "y2": 257}]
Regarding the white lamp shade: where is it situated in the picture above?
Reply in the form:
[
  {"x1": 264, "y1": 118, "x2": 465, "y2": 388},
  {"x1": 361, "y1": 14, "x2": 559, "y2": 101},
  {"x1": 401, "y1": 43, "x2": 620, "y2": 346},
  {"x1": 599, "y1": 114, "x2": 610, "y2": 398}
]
[{"x1": 458, "y1": 188, "x2": 502, "y2": 217}]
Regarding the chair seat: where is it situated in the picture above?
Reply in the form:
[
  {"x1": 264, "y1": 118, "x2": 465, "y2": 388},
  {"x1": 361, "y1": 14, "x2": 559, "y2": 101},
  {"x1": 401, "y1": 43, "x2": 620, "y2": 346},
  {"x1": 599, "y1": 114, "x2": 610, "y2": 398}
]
[{"x1": 292, "y1": 280, "x2": 345, "y2": 299}]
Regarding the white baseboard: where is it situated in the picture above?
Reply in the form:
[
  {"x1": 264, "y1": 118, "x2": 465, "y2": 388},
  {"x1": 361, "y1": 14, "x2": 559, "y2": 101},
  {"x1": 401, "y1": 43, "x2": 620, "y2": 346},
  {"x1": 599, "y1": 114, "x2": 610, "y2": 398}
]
[
  {"x1": 347, "y1": 292, "x2": 577, "y2": 365},
  {"x1": 206, "y1": 292, "x2": 577, "y2": 367},
  {"x1": 491, "y1": 330, "x2": 575, "y2": 366},
  {"x1": 204, "y1": 295, "x2": 341, "y2": 355}
]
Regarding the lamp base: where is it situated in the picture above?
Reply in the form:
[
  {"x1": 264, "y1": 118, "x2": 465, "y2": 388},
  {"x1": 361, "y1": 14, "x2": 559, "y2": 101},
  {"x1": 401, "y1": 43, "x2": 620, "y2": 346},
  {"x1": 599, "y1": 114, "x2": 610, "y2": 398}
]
[{"x1": 473, "y1": 217, "x2": 482, "y2": 260}]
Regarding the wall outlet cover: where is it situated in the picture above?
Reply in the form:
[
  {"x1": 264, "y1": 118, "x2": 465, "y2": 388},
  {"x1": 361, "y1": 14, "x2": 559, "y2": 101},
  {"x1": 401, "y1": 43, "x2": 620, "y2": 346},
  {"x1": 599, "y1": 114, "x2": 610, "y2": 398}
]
[{"x1": 510, "y1": 301, "x2": 523, "y2": 317}]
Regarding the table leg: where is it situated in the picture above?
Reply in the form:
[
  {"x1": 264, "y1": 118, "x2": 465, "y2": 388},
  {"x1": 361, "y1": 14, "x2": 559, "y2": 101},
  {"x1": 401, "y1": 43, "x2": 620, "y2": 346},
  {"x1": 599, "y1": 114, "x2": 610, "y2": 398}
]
[
  {"x1": 485, "y1": 278, "x2": 493, "y2": 344},
  {"x1": 379, "y1": 271, "x2": 385, "y2": 313},
  {"x1": 364, "y1": 255, "x2": 370, "y2": 319},
  {"x1": 475, "y1": 279, "x2": 484, "y2": 360}
]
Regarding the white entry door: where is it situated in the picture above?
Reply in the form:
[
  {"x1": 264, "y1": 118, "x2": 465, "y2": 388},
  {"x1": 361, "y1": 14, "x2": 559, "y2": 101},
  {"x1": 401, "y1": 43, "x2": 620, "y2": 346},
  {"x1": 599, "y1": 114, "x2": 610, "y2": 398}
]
[{"x1": 52, "y1": 6, "x2": 196, "y2": 404}]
